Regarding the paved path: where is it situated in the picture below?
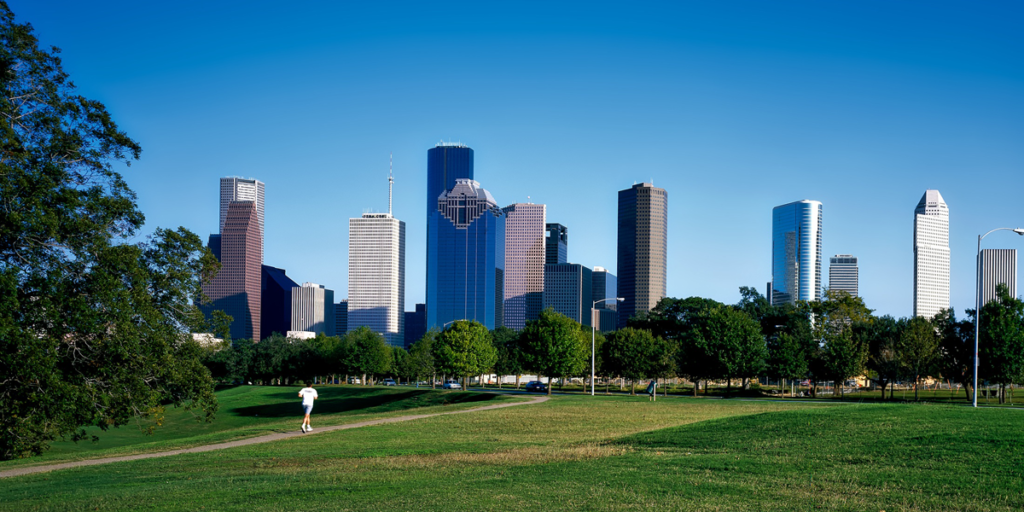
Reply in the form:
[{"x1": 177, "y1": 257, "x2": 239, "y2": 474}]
[{"x1": 0, "y1": 395, "x2": 549, "y2": 479}]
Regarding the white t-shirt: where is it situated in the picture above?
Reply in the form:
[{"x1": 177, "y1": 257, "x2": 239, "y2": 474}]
[{"x1": 299, "y1": 387, "x2": 318, "y2": 406}]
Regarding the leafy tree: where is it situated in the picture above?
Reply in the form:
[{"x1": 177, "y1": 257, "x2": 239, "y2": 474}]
[
  {"x1": 405, "y1": 329, "x2": 438, "y2": 387},
  {"x1": 391, "y1": 346, "x2": 408, "y2": 383},
  {"x1": 601, "y1": 328, "x2": 675, "y2": 395},
  {"x1": 520, "y1": 308, "x2": 589, "y2": 396},
  {"x1": 765, "y1": 332, "x2": 809, "y2": 394},
  {"x1": 864, "y1": 315, "x2": 903, "y2": 400},
  {"x1": 933, "y1": 308, "x2": 975, "y2": 399},
  {"x1": 630, "y1": 296, "x2": 722, "y2": 342},
  {"x1": 899, "y1": 316, "x2": 940, "y2": 401},
  {"x1": 491, "y1": 326, "x2": 525, "y2": 389},
  {"x1": 306, "y1": 334, "x2": 343, "y2": 382},
  {"x1": 346, "y1": 327, "x2": 393, "y2": 385},
  {"x1": 679, "y1": 304, "x2": 766, "y2": 397},
  {"x1": 433, "y1": 321, "x2": 495, "y2": 389},
  {"x1": 807, "y1": 289, "x2": 873, "y2": 397},
  {"x1": 979, "y1": 284, "x2": 1024, "y2": 404}
]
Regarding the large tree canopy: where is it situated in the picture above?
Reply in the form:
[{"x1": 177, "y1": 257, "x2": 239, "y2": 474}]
[{"x1": 0, "y1": 4, "x2": 217, "y2": 459}]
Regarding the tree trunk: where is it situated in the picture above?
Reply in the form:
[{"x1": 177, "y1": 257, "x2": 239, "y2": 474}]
[
  {"x1": 693, "y1": 380, "x2": 698, "y2": 397},
  {"x1": 726, "y1": 378, "x2": 731, "y2": 398},
  {"x1": 432, "y1": 373, "x2": 436, "y2": 389},
  {"x1": 630, "y1": 379, "x2": 636, "y2": 396},
  {"x1": 545, "y1": 375, "x2": 552, "y2": 396},
  {"x1": 914, "y1": 373, "x2": 919, "y2": 401}
]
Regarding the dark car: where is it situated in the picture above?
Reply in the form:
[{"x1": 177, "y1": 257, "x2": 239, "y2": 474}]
[{"x1": 525, "y1": 381, "x2": 547, "y2": 393}]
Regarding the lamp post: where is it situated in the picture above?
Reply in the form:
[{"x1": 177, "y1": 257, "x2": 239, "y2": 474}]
[
  {"x1": 592, "y1": 297, "x2": 624, "y2": 396},
  {"x1": 973, "y1": 227, "x2": 1024, "y2": 408}
]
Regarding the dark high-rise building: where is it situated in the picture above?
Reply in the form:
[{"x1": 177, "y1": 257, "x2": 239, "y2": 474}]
[
  {"x1": 503, "y1": 203, "x2": 546, "y2": 330},
  {"x1": 617, "y1": 183, "x2": 668, "y2": 328},
  {"x1": 591, "y1": 266, "x2": 618, "y2": 333},
  {"x1": 404, "y1": 303, "x2": 427, "y2": 347},
  {"x1": 544, "y1": 263, "x2": 593, "y2": 327},
  {"x1": 220, "y1": 177, "x2": 265, "y2": 259},
  {"x1": 208, "y1": 234, "x2": 222, "y2": 261},
  {"x1": 427, "y1": 179, "x2": 505, "y2": 330},
  {"x1": 261, "y1": 265, "x2": 298, "y2": 339},
  {"x1": 334, "y1": 300, "x2": 348, "y2": 336},
  {"x1": 545, "y1": 223, "x2": 568, "y2": 265},
  {"x1": 202, "y1": 201, "x2": 262, "y2": 341},
  {"x1": 426, "y1": 143, "x2": 475, "y2": 327}
]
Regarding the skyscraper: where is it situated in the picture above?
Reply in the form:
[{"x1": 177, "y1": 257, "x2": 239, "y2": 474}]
[
  {"x1": 545, "y1": 223, "x2": 568, "y2": 265},
  {"x1": 592, "y1": 266, "x2": 618, "y2": 332},
  {"x1": 291, "y1": 283, "x2": 332, "y2": 335},
  {"x1": 616, "y1": 182, "x2": 668, "y2": 328},
  {"x1": 348, "y1": 212, "x2": 406, "y2": 346},
  {"x1": 771, "y1": 200, "x2": 823, "y2": 305},
  {"x1": 427, "y1": 179, "x2": 505, "y2": 330},
  {"x1": 980, "y1": 249, "x2": 1017, "y2": 306},
  {"x1": 425, "y1": 143, "x2": 475, "y2": 327},
  {"x1": 404, "y1": 303, "x2": 427, "y2": 348},
  {"x1": 913, "y1": 190, "x2": 950, "y2": 319},
  {"x1": 261, "y1": 264, "x2": 298, "y2": 339},
  {"x1": 334, "y1": 300, "x2": 348, "y2": 335},
  {"x1": 202, "y1": 201, "x2": 262, "y2": 341},
  {"x1": 503, "y1": 203, "x2": 546, "y2": 330},
  {"x1": 544, "y1": 263, "x2": 593, "y2": 326},
  {"x1": 829, "y1": 255, "x2": 859, "y2": 298},
  {"x1": 220, "y1": 177, "x2": 265, "y2": 257}
]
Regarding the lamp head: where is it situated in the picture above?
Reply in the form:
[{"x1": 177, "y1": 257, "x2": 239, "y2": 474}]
[
  {"x1": 1014, "y1": 228, "x2": 1024, "y2": 236},
  {"x1": 616, "y1": 297, "x2": 624, "y2": 302}
]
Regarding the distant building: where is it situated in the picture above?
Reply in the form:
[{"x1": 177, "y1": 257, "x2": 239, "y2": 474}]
[
  {"x1": 427, "y1": 178, "x2": 506, "y2": 330},
  {"x1": 592, "y1": 266, "x2": 617, "y2": 332},
  {"x1": 220, "y1": 177, "x2": 265, "y2": 258},
  {"x1": 829, "y1": 255, "x2": 859, "y2": 298},
  {"x1": 291, "y1": 283, "x2": 333, "y2": 335},
  {"x1": 913, "y1": 189, "x2": 950, "y2": 320},
  {"x1": 202, "y1": 201, "x2": 262, "y2": 341},
  {"x1": 261, "y1": 265, "x2": 298, "y2": 340},
  {"x1": 503, "y1": 203, "x2": 546, "y2": 330},
  {"x1": 980, "y1": 249, "x2": 1017, "y2": 306},
  {"x1": 207, "y1": 234, "x2": 221, "y2": 261},
  {"x1": 545, "y1": 223, "x2": 568, "y2": 265},
  {"x1": 544, "y1": 263, "x2": 593, "y2": 327},
  {"x1": 404, "y1": 303, "x2": 427, "y2": 347},
  {"x1": 286, "y1": 331, "x2": 316, "y2": 341},
  {"x1": 617, "y1": 183, "x2": 667, "y2": 328},
  {"x1": 348, "y1": 211, "x2": 406, "y2": 346},
  {"x1": 772, "y1": 200, "x2": 823, "y2": 305},
  {"x1": 425, "y1": 143, "x2": 474, "y2": 327},
  {"x1": 334, "y1": 300, "x2": 348, "y2": 336}
]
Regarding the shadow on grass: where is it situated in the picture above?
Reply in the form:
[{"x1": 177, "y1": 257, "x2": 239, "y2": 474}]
[{"x1": 230, "y1": 388, "x2": 502, "y2": 417}]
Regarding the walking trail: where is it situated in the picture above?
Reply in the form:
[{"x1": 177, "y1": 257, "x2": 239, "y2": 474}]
[{"x1": 0, "y1": 395, "x2": 549, "y2": 479}]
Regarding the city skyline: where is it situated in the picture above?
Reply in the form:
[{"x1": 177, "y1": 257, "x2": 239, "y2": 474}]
[{"x1": 17, "y1": 1, "x2": 1023, "y2": 320}]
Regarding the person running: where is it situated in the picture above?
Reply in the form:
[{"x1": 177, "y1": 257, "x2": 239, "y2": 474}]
[
  {"x1": 646, "y1": 379, "x2": 657, "y2": 402},
  {"x1": 298, "y1": 381, "x2": 318, "y2": 432}
]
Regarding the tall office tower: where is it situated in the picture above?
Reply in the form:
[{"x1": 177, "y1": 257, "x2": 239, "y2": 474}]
[
  {"x1": 591, "y1": 266, "x2": 618, "y2": 332},
  {"x1": 544, "y1": 263, "x2": 593, "y2": 327},
  {"x1": 913, "y1": 190, "x2": 950, "y2": 319},
  {"x1": 425, "y1": 143, "x2": 474, "y2": 325},
  {"x1": 348, "y1": 212, "x2": 406, "y2": 346},
  {"x1": 291, "y1": 283, "x2": 333, "y2": 334},
  {"x1": 829, "y1": 255, "x2": 859, "y2": 298},
  {"x1": 334, "y1": 300, "x2": 348, "y2": 336},
  {"x1": 771, "y1": 200, "x2": 823, "y2": 305},
  {"x1": 404, "y1": 303, "x2": 427, "y2": 347},
  {"x1": 616, "y1": 182, "x2": 668, "y2": 328},
  {"x1": 427, "y1": 179, "x2": 506, "y2": 330},
  {"x1": 261, "y1": 265, "x2": 298, "y2": 339},
  {"x1": 202, "y1": 201, "x2": 262, "y2": 341},
  {"x1": 980, "y1": 249, "x2": 1017, "y2": 306},
  {"x1": 220, "y1": 177, "x2": 265, "y2": 257},
  {"x1": 545, "y1": 223, "x2": 568, "y2": 265},
  {"x1": 502, "y1": 203, "x2": 546, "y2": 330}
]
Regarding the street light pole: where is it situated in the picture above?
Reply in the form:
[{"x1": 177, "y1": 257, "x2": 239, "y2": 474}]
[
  {"x1": 973, "y1": 227, "x2": 1024, "y2": 408},
  {"x1": 592, "y1": 297, "x2": 624, "y2": 396}
]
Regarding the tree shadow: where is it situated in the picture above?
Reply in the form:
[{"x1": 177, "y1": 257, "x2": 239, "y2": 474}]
[{"x1": 229, "y1": 388, "x2": 501, "y2": 418}]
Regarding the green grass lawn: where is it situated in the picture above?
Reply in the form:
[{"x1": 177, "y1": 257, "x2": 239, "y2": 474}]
[
  {"x1": 2, "y1": 391, "x2": 1023, "y2": 511},
  {"x1": 0, "y1": 385, "x2": 517, "y2": 469}
]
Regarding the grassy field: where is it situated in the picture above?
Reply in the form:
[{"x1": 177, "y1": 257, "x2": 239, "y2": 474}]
[
  {"x1": 0, "y1": 385, "x2": 518, "y2": 469},
  {"x1": 2, "y1": 390, "x2": 1023, "y2": 511}
]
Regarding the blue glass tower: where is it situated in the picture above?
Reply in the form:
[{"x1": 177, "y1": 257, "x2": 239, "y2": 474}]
[
  {"x1": 771, "y1": 200, "x2": 823, "y2": 305},
  {"x1": 426, "y1": 143, "x2": 475, "y2": 327},
  {"x1": 426, "y1": 179, "x2": 505, "y2": 330}
]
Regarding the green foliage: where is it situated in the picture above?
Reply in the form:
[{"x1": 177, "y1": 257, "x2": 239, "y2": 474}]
[
  {"x1": 898, "y1": 316, "x2": 940, "y2": 400},
  {"x1": 864, "y1": 315, "x2": 903, "y2": 398},
  {"x1": 403, "y1": 329, "x2": 437, "y2": 383},
  {"x1": 491, "y1": 326, "x2": 525, "y2": 381},
  {"x1": 678, "y1": 304, "x2": 766, "y2": 394},
  {"x1": 520, "y1": 308, "x2": 589, "y2": 394},
  {"x1": 979, "y1": 284, "x2": 1024, "y2": 398},
  {"x1": 433, "y1": 321, "x2": 496, "y2": 382},
  {"x1": 807, "y1": 289, "x2": 873, "y2": 391},
  {"x1": 346, "y1": 327, "x2": 394, "y2": 381},
  {"x1": 601, "y1": 328, "x2": 675, "y2": 391},
  {"x1": 933, "y1": 308, "x2": 974, "y2": 396}
]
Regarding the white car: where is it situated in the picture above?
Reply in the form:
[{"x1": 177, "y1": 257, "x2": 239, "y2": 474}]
[{"x1": 442, "y1": 381, "x2": 462, "y2": 390}]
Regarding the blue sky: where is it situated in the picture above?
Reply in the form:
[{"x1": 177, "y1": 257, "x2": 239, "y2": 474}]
[{"x1": 14, "y1": 1, "x2": 1024, "y2": 318}]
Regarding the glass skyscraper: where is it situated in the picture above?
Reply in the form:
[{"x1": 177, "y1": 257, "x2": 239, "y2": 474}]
[
  {"x1": 545, "y1": 223, "x2": 568, "y2": 265},
  {"x1": 426, "y1": 178, "x2": 505, "y2": 330},
  {"x1": 425, "y1": 143, "x2": 475, "y2": 328},
  {"x1": 616, "y1": 183, "x2": 668, "y2": 328},
  {"x1": 771, "y1": 200, "x2": 823, "y2": 305}
]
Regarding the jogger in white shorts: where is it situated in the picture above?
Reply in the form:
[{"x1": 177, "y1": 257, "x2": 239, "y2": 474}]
[{"x1": 298, "y1": 382, "x2": 318, "y2": 432}]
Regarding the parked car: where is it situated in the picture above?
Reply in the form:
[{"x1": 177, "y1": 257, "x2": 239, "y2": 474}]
[
  {"x1": 383, "y1": 378, "x2": 397, "y2": 386},
  {"x1": 348, "y1": 377, "x2": 361, "y2": 384},
  {"x1": 442, "y1": 381, "x2": 462, "y2": 390},
  {"x1": 525, "y1": 381, "x2": 547, "y2": 393}
]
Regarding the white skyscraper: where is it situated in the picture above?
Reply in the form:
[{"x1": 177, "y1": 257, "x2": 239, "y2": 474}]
[
  {"x1": 220, "y1": 177, "x2": 265, "y2": 257},
  {"x1": 348, "y1": 163, "x2": 406, "y2": 346},
  {"x1": 913, "y1": 189, "x2": 950, "y2": 320},
  {"x1": 829, "y1": 254, "x2": 859, "y2": 298},
  {"x1": 291, "y1": 283, "x2": 332, "y2": 335}
]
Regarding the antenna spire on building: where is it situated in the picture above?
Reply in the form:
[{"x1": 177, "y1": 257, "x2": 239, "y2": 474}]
[{"x1": 388, "y1": 152, "x2": 394, "y2": 216}]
